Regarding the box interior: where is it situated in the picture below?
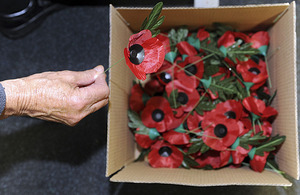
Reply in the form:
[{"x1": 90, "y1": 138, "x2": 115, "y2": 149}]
[{"x1": 107, "y1": 2, "x2": 298, "y2": 186}]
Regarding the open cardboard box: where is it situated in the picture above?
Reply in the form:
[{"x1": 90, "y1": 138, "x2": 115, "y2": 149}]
[{"x1": 107, "y1": 2, "x2": 298, "y2": 186}]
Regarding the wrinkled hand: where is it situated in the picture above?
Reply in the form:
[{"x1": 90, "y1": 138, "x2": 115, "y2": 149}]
[{"x1": 0, "y1": 65, "x2": 109, "y2": 126}]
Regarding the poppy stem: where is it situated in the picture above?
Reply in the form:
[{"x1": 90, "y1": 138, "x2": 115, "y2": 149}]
[
  {"x1": 176, "y1": 53, "x2": 214, "y2": 73},
  {"x1": 252, "y1": 118, "x2": 256, "y2": 134},
  {"x1": 257, "y1": 120, "x2": 263, "y2": 132},
  {"x1": 223, "y1": 61, "x2": 244, "y2": 83},
  {"x1": 266, "y1": 162, "x2": 286, "y2": 176},
  {"x1": 171, "y1": 66, "x2": 177, "y2": 108},
  {"x1": 182, "y1": 92, "x2": 207, "y2": 123},
  {"x1": 104, "y1": 57, "x2": 125, "y2": 73},
  {"x1": 264, "y1": 55, "x2": 272, "y2": 89}
]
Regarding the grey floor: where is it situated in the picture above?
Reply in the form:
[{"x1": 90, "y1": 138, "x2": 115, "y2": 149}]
[{"x1": 0, "y1": 0, "x2": 299, "y2": 194}]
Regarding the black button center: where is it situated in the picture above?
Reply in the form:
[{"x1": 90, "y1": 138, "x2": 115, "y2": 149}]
[
  {"x1": 177, "y1": 92, "x2": 189, "y2": 105},
  {"x1": 214, "y1": 124, "x2": 227, "y2": 138},
  {"x1": 152, "y1": 109, "x2": 164, "y2": 122},
  {"x1": 129, "y1": 44, "x2": 145, "y2": 65},
  {"x1": 158, "y1": 146, "x2": 173, "y2": 157},
  {"x1": 160, "y1": 72, "x2": 172, "y2": 83},
  {"x1": 184, "y1": 64, "x2": 198, "y2": 76},
  {"x1": 248, "y1": 67, "x2": 261, "y2": 75}
]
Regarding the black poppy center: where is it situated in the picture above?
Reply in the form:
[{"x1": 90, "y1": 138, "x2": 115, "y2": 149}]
[
  {"x1": 248, "y1": 67, "x2": 261, "y2": 75},
  {"x1": 159, "y1": 146, "x2": 173, "y2": 157},
  {"x1": 198, "y1": 121, "x2": 202, "y2": 129},
  {"x1": 224, "y1": 111, "x2": 236, "y2": 119},
  {"x1": 184, "y1": 64, "x2": 198, "y2": 76},
  {"x1": 214, "y1": 124, "x2": 227, "y2": 138},
  {"x1": 160, "y1": 72, "x2": 172, "y2": 84},
  {"x1": 177, "y1": 92, "x2": 189, "y2": 105},
  {"x1": 152, "y1": 109, "x2": 164, "y2": 122},
  {"x1": 183, "y1": 121, "x2": 189, "y2": 130},
  {"x1": 129, "y1": 44, "x2": 145, "y2": 65}
]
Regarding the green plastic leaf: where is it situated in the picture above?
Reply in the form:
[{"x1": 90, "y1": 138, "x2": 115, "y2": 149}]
[
  {"x1": 231, "y1": 137, "x2": 240, "y2": 150},
  {"x1": 188, "y1": 142, "x2": 202, "y2": 154},
  {"x1": 243, "y1": 82, "x2": 254, "y2": 92},
  {"x1": 182, "y1": 54, "x2": 188, "y2": 61},
  {"x1": 144, "y1": 2, "x2": 163, "y2": 30},
  {"x1": 183, "y1": 155, "x2": 200, "y2": 168},
  {"x1": 219, "y1": 45, "x2": 227, "y2": 57},
  {"x1": 258, "y1": 45, "x2": 268, "y2": 56},
  {"x1": 167, "y1": 89, "x2": 180, "y2": 108},
  {"x1": 128, "y1": 110, "x2": 144, "y2": 129},
  {"x1": 165, "y1": 51, "x2": 177, "y2": 63},
  {"x1": 267, "y1": 90, "x2": 277, "y2": 106},
  {"x1": 248, "y1": 147, "x2": 256, "y2": 160},
  {"x1": 187, "y1": 36, "x2": 201, "y2": 50},
  {"x1": 142, "y1": 93, "x2": 150, "y2": 105},
  {"x1": 174, "y1": 124, "x2": 186, "y2": 133},
  {"x1": 250, "y1": 112, "x2": 261, "y2": 121},
  {"x1": 149, "y1": 128, "x2": 160, "y2": 140},
  {"x1": 255, "y1": 135, "x2": 286, "y2": 156},
  {"x1": 200, "y1": 76, "x2": 212, "y2": 89}
]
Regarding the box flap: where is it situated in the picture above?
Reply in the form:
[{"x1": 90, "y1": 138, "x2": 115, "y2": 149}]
[
  {"x1": 106, "y1": 5, "x2": 136, "y2": 177},
  {"x1": 117, "y1": 4, "x2": 289, "y2": 32},
  {"x1": 110, "y1": 162, "x2": 292, "y2": 186},
  {"x1": 267, "y1": 1, "x2": 299, "y2": 179}
]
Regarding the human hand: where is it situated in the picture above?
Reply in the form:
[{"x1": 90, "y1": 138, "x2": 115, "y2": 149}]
[{"x1": 0, "y1": 65, "x2": 109, "y2": 126}]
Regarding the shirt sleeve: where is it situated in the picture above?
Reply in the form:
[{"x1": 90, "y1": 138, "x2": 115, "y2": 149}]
[{"x1": 0, "y1": 83, "x2": 6, "y2": 115}]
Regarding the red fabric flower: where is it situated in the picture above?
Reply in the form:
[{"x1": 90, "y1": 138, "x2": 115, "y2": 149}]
[
  {"x1": 165, "y1": 80, "x2": 200, "y2": 114},
  {"x1": 148, "y1": 140, "x2": 183, "y2": 168},
  {"x1": 254, "y1": 121, "x2": 272, "y2": 137},
  {"x1": 163, "y1": 130, "x2": 190, "y2": 145},
  {"x1": 242, "y1": 96, "x2": 278, "y2": 119},
  {"x1": 197, "y1": 28, "x2": 210, "y2": 41},
  {"x1": 231, "y1": 145, "x2": 252, "y2": 165},
  {"x1": 176, "y1": 41, "x2": 198, "y2": 56},
  {"x1": 194, "y1": 150, "x2": 231, "y2": 169},
  {"x1": 144, "y1": 78, "x2": 164, "y2": 96},
  {"x1": 129, "y1": 84, "x2": 145, "y2": 113},
  {"x1": 249, "y1": 31, "x2": 270, "y2": 49},
  {"x1": 236, "y1": 59, "x2": 268, "y2": 90},
  {"x1": 175, "y1": 56, "x2": 205, "y2": 89},
  {"x1": 233, "y1": 32, "x2": 250, "y2": 43},
  {"x1": 202, "y1": 111, "x2": 239, "y2": 151},
  {"x1": 249, "y1": 152, "x2": 269, "y2": 172},
  {"x1": 141, "y1": 96, "x2": 174, "y2": 133},
  {"x1": 187, "y1": 111, "x2": 204, "y2": 132},
  {"x1": 237, "y1": 118, "x2": 252, "y2": 136},
  {"x1": 218, "y1": 31, "x2": 235, "y2": 48},
  {"x1": 124, "y1": 30, "x2": 165, "y2": 80},
  {"x1": 156, "y1": 60, "x2": 174, "y2": 85},
  {"x1": 135, "y1": 128, "x2": 157, "y2": 149},
  {"x1": 215, "y1": 100, "x2": 243, "y2": 121},
  {"x1": 156, "y1": 33, "x2": 171, "y2": 54}
]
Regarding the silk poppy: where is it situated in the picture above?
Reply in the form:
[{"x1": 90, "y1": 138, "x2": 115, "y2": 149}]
[
  {"x1": 141, "y1": 96, "x2": 174, "y2": 133},
  {"x1": 215, "y1": 100, "x2": 243, "y2": 121},
  {"x1": 202, "y1": 111, "x2": 240, "y2": 151},
  {"x1": 163, "y1": 129, "x2": 190, "y2": 145},
  {"x1": 135, "y1": 128, "x2": 158, "y2": 149},
  {"x1": 165, "y1": 80, "x2": 200, "y2": 114},
  {"x1": 249, "y1": 151, "x2": 269, "y2": 172},
  {"x1": 148, "y1": 140, "x2": 183, "y2": 168},
  {"x1": 218, "y1": 31, "x2": 235, "y2": 48},
  {"x1": 197, "y1": 28, "x2": 210, "y2": 41},
  {"x1": 144, "y1": 78, "x2": 164, "y2": 96},
  {"x1": 249, "y1": 31, "x2": 270, "y2": 49},
  {"x1": 156, "y1": 33, "x2": 171, "y2": 54},
  {"x1": 242, "y1": 96, "x2": 278, "y2": 119},
  {"x1": 129, "y1": 84, "x2": 146, "y2": 113},
  {"x1": 124, "y1": 30, "x2": 165, "y2": 80},
  {"x1": 236, "y1": 59, "x2": 268, "y2": 90},
  {"x1": 176, "y1": 41, "x2": 198, "y2": 56},
  {"x1": 237, "y1": 118, "x2": 252, "y2": 136},
  {"x1": 194, "y1": 150, "x2": 231, "y2": 169},
  {"x1": 254, "y1": 120, "x2": 272, "y2": 137},
  {"x1": 187, "y1": 111, "x2": 204, "y2": 133},
  {"x1": 156, "y1": 60, "x2": 174, "y2": 85},
  {"x1": 175, "y1": 56, "x2": 205, "y2": 89},
  {"x1": 231, "y1": 145, "x2": 252, "y2": 165}
]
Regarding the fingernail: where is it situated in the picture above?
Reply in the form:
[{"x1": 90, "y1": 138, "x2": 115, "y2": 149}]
[{"x1": 94, "y1": 65, "x2": 104, "y2": 73}]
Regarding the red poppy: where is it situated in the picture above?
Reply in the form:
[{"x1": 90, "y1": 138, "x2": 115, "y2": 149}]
[
  {"x1": 194, "y1": 150, "x2": 231, "y2": 169},
  {"x1": 231, "y1": 145, "x2": 252, "y2": 165},
  {"x1": 144, "y1": 78, "x2": 164, "y2": 96},
  {"x1": 129, "y1": 84, "x2": 145, "y2": 113},
  {"x1": 218, "y1": 31, "x2": 235, "y2": 48},
  {"x1": 141, "y1": 96, "x2": 174, "y2": 133},
  {"x1": 242, "y1": 96, "x2": 278, "y2": 119},
  {"x1": 175, "y1": 56, "x2": 205, "y2": 89},
  {"x1": 236, "y1": 59, "x2": 268, "y2": 90},
  {"x1": 233, "y1": 32, "x2": 250, "y2": 43},
  {"x1": 124, "y1": 30, "x2": 165, "y2": 80},
  {"x1": 176, "y1": 41, "x2": 198, "y2": 56},
  {"x1": 156, "y1": 60, "x2": 174, "y2": 85},
  {"x1": 148, "y1": 140, "x2": 183, "y2": 168},
  {"x1": 135, "y1": 128, "x2": 157, "y2": 149},
  {"x1": 156, "y1": 33, "x2": 171, "y2": 54},
  {"x1": 249, "y1": 152, "x2": 269, "y2": 172},
  {"x1": 215, "y1": 100, "x2": 243, "y2": 121},
  {"x1": 249, "y1": 31, "x2": 270, "y2": 49},
  {"x1": 187, "y1": 111, "x2": 204, "y2": 133},
  {"x1": 211, "y1": 66, "x2": 231, "y2": 80},
  {"x1": 163, "y1": 130, "x2": 190, "y2": 145},
  {"x1": 237, "y1": 118, "x2": 252, "y2": 136},
  {"x1": 202, "y1": 111, "x2": 240, "y2": 151},
  {"x1": 254, "y1": 121, "x2": 272, "y2": 137},
  {"x1": 197, "y1": 28, "x2": 210, "y2": 41},
  {"x1": 165, "y1": 80, "x2": 200, "y2": 113}
]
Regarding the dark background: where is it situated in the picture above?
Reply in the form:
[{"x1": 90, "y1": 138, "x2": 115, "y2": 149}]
[{"x1": 0, "y1": 0, "x2": 299, "y2": 194}]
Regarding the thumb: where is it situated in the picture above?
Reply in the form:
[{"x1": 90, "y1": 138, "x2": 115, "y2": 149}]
[{"x1": 76, "y1": 66, "x2": 103, "y2": 87}]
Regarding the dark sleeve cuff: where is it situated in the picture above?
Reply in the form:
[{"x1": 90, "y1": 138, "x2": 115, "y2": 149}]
[{"x1": 0, "y1": 83, "x2": 6, "y2": 115}]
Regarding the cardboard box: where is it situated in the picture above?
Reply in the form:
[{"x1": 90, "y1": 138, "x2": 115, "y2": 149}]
[{"x1": 107, "y1": 2, "x2": 298, "y2": 186}]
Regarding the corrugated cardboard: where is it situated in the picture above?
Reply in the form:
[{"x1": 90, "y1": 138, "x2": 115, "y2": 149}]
[{"x1": 107, "y1": 2, "x2": 298, "y2": 186}]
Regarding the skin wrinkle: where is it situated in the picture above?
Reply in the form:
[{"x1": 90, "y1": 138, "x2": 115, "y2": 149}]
[{"x1": 0, "y1": 65, "x2": 109, "y2": 126}]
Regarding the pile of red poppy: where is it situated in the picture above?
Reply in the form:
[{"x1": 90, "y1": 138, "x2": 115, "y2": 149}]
[{"x1": 127, "y1": 25, "x2": 285, "y2": 173}]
